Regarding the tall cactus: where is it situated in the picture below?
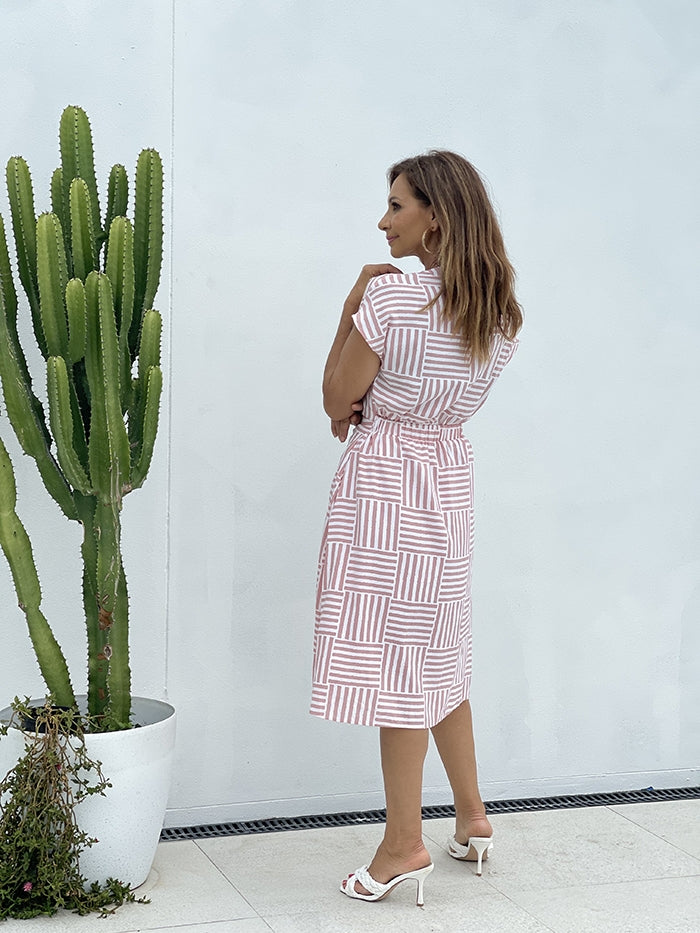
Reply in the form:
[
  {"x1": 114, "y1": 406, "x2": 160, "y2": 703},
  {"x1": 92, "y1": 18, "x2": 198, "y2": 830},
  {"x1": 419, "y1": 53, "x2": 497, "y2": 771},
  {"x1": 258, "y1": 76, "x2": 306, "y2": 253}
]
[{"x1": 0, "y1": 106, "x2": 163, "y2": 730}]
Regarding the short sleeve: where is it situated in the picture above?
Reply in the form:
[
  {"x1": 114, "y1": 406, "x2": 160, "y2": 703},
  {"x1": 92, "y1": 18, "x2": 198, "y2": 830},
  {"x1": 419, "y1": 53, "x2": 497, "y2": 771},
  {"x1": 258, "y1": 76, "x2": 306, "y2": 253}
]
[
  {"x1": 480, "y1": 334, "x2": 519, "y2": 381},
  {"x1": 352, "y1": 281, "x2": 390, "y2": 360}
]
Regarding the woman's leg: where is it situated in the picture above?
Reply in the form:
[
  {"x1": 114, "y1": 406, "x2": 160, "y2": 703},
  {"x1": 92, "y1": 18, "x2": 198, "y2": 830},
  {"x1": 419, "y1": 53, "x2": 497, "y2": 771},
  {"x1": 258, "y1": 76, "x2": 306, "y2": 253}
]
[
  {"x1": 430, "y1": 700, "x2": 492, "y2": 844},
  {"x1": 344, "y1": 726, "x2": 431, "y2": 892}
]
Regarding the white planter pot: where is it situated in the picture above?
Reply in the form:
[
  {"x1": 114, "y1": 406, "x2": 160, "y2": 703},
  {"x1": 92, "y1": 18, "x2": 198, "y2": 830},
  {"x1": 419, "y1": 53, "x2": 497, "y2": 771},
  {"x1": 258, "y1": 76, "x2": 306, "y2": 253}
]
[{"x1": 0, "y1": 696, "x2": 176, "y2": 888}]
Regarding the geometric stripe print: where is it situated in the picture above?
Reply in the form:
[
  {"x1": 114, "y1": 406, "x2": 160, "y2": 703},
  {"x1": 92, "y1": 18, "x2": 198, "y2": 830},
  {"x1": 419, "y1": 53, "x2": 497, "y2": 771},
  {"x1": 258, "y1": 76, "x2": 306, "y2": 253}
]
[
  {"x1": 356, "y1": 455, "x2": 403, "y2": 502},
  {"x1": 423, "y1": 331, "x2": 471, "y2": 378},
  {"x1": 345, "y1": 548, "x2": 399, "y2": 595},
  {"x1": 415, "y1": 379, "x2": 467, "y2": 422},
  {"x1": 320, "y1": 542, "x2": 350, "y2": 592},
  {"x1": 372, "y1": 370, "x2": 422, "y2": 414},
  {"x1": 323, "y1": 685, "x2": 378, "y2": 726},
  {"x1": 326, "y1": 498, "x2": 356, "y2": 544},
  {"x1": 398, "y1": 506, "x2": 449, "y2": 556},
  {"x1": 329, "y1": 640, "x2": 383, "y2": 688},
  {"x1": 354, "y1": 499, "x2": 399, "y2": 551},
  {"x1": 394, "y1": 552, "x2": 444, "y2": 603},
  {"x1": 381, "y1": 643, "x2": 426, "y2": 694},
  {"x1": 375, "y1": 692, "x2": 426, "y2": 728},
  {"x1": 430, "y1": 600, "x2": 465, "y2": 648},
  {"x1": 338, "y1": 592, "x2": 390, "y2": 642},
  {"x1": 384, "y1": 327, "x2": 426, "y2": 377},
  {"x1": 402, "y1": 458, "x2": 439, "y2": 510},
  {"x1": 311, "y1": 267, "x2": 517, "y2": 729},
  {"x1": 385, "y1": 600, "x2": 437, "y2": 646},
  {"x1": 436, "y1": 465, "x2": 473, "y2": 510},
  {"x1": 444, "y1": 508, "x2": 472, "y2": 558}
]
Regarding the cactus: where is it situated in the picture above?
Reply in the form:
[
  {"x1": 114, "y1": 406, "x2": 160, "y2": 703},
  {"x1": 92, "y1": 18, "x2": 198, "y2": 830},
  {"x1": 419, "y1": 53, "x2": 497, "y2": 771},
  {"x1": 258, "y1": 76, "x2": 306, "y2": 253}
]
[{"x1": 0, "y1": 107, "x2": 163, "y2": 730}]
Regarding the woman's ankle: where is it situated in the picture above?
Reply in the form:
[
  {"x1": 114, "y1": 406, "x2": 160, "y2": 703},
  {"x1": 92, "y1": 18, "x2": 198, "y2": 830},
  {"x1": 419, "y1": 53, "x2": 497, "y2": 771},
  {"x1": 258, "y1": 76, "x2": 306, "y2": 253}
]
[{"x1": 454, "y1": 810, "x2": 492, "y2": 843}]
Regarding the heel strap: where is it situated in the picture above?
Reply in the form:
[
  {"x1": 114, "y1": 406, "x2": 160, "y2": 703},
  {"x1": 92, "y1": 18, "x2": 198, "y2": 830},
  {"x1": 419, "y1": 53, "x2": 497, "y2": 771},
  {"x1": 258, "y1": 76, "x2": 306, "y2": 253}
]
[
  {"x1": 448, "y1": 834, "x2": 493, "y2": 857},
  {"x1": 350, "y1": 866, "x2": 386, "y2": 897}
]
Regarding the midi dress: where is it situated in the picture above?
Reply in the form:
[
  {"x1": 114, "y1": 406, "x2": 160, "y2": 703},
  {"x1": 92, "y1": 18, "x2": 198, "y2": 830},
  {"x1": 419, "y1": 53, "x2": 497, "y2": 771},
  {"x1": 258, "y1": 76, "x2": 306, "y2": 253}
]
[{"x1": 311, "y1": 267, "x2": 517, "y2": 728}]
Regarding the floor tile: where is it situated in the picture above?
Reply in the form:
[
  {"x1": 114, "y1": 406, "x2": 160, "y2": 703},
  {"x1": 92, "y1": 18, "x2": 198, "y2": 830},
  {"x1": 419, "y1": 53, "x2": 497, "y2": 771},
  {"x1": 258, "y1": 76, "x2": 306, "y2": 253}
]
[
  {"x1": 197, "y1": 824, "x2": 392, "y2": 917},
  {"x1": 610, "y1": 799, "x2": 700, "y2": 859},
  {"x1": 200, "y1": 823, "x2": 553, "y2": 932},
  {"x1": 512, "y1": 875, "x2": 700, "y2": 933},
  {"x1": 262, "y1": 887, "x2": 554, "y2": 933},
  {"x1": 423, "y1": 807, "x2": 700, "y2": 894},
  {"x1": 145, "y1": 922, "x2": 273, "y2": 933},
  {"x1": 0, "y1": 840, "x2": 257, "y2": 933}
]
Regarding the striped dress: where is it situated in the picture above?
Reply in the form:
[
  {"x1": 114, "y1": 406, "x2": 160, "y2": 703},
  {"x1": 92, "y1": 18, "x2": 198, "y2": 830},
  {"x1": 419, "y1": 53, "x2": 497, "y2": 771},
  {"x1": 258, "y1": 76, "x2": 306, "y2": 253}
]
[{"x1": 311, "y1": 267, "x2": 517, "y2": 728}]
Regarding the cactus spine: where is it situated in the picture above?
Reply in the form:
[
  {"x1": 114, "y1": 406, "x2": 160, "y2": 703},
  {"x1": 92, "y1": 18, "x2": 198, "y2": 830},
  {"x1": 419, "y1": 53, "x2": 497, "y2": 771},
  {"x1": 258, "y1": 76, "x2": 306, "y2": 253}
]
[{"x1": 0, "y1": 107, "x2": 163, "y2": 729}]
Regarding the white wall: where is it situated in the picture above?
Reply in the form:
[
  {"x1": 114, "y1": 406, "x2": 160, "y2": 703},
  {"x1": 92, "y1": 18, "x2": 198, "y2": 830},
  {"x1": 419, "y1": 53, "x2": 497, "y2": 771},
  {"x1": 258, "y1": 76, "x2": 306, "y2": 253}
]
[{"x1": 0, "y1": 0, "x2": 698, "y2": 826}]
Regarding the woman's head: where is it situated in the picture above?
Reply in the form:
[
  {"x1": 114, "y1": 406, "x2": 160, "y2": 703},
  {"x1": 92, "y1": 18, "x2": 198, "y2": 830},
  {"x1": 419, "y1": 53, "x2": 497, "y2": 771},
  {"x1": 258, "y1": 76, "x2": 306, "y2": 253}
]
[
  {"x1": 378, "y1": 172, "x2": 439, "y2": 267},
  {"x1": 384, "y1": 150, "x2": 522, "y2": 360}
]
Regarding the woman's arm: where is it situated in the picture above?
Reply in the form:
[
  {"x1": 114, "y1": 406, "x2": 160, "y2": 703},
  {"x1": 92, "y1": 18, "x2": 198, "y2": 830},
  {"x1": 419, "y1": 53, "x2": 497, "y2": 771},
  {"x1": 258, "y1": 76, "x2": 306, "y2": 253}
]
[{"x1": 323, "y1": 264, "x2": 400, "y2": 425}]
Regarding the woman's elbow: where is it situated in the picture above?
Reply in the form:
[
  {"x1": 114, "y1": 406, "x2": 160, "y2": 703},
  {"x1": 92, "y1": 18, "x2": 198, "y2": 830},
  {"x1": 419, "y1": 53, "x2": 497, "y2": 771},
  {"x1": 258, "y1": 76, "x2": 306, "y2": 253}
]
[{"x1": 323, "y1": 388, "x2": 350, "y2": 420}]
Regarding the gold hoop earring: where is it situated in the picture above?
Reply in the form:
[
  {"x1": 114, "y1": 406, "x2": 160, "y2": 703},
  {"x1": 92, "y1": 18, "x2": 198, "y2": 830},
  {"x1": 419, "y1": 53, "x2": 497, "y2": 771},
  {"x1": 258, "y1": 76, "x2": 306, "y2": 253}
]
[{"x1": 421, "y1": 229, "x2": 434, "y2": 254}]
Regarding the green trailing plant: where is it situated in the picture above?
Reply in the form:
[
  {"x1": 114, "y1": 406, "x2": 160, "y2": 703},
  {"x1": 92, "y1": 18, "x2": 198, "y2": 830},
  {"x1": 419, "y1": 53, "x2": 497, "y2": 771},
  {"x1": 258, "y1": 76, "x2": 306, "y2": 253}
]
[
  {"x1": 0, "y1": 699, "x2": 147, "y2": 919},
  {"x1": 0, "y1": 106, "x2": 163, "y2": 730}
]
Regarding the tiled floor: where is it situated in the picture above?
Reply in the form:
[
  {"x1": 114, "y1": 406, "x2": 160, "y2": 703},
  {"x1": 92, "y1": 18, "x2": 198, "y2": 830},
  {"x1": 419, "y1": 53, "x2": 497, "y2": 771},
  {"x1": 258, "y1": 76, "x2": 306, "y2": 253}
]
[{"x1": 3, "y1": 800, "x2": 699, "y2": 932}]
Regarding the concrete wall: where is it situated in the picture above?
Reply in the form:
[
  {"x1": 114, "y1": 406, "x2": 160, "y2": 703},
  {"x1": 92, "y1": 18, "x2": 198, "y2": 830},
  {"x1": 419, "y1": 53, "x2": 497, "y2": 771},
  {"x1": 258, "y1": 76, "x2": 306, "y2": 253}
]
[{"x1": 0, "y1": 0, "x2": 698, "y2": 826}]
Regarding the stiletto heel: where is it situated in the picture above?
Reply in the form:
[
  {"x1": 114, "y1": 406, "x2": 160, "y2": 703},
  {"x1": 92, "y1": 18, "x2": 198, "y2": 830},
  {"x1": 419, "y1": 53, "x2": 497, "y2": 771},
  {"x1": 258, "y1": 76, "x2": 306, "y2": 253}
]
[
  {"x1": 414, "y1": 865, "x2": 430, "y2": 906},
  {"x1": 447, "y1": 834, "x2": 494, "y2": 875},
  {"x1": 341, "y1": 862, "x2": 434, "y2": 905}
]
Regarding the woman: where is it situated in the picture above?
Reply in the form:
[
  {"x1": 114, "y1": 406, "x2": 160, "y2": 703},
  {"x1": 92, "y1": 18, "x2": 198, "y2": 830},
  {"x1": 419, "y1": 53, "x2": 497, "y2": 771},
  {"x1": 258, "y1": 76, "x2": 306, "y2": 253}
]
[{"x1": 311, "y1": 150, "x2": 522, "y2": 905}]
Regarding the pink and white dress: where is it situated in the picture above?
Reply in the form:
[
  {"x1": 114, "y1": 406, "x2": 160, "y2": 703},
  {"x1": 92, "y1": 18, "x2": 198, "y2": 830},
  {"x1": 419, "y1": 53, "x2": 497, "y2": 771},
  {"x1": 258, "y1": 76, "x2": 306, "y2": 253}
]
[{"x1": 311, "y1": 267, "x2": 517, "y2": 728}]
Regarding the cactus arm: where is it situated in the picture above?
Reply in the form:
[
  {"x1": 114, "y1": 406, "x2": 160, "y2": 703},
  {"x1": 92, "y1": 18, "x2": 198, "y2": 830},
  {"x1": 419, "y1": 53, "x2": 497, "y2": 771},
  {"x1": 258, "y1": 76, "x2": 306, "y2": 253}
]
[
  {"x1": 130, "y1": 365, "x2": 162, "y2": 490},
  {"x1": 103, "y1": 164, "x2": 128, "y2": 259},
  {"x1": 69, "y1": 177, "x2": 97, "y2": 282},
  {"x1": 84, "y1": 273, "x2": 109, "y2": 501},
  {"x1": 105, "y1": 217, "x2": 135, "y2": 410},
  {"x1": 0, "y1": 436, "x2": 75, "y2": 706},
  {"x1": 130, "y1": 149, "x2": 163, "y2": 357},
  {"x1": 36, "y1": 212, "x2": 70, "y2": 358},
  {"x1": 128, "y1": 308, "x2": 161, "y2": 448},
  {"x1": 59, "y1": 106, "x2": 102, "y2": 249},
  {"x1": 0, "y1": 214, "x2": 18, "y2": 326},
  {"x1": 0, "y1": 320, "x2": 77, "y2": 518},
  {"x1": 51, "y1": 166, "x2": 66, "y2": 229},
  {"x1": 63, "y1": 279, "x2": 90, "y2": 470},
  {"x1": 0, "y1": 230, "x2": 77, "y2": 521},
  {"x1": 46, "y1": 356, "x2": 91, "y2": 493},
  {"x1": 0, "y1": 216, "x2": 48, "y2": 442},
  {"x1": 98, "y1": 274, "x2": 131, "y2": 495},
  {"x1": 51, "y1": 166, "x2": 72, "y2": 270},
  {"x1": 85, "y1": 272, "x2": 130, "y2": 503},
  {"x1": 137, "y1": 308, "x2": 162, "y2": 374},
  {"x1": 65, "y1": 276, "x2": 91, "y2": 443},
  {"x1": 106, "y1": 217, "x2": 135, "y2": 337},
  {"x1": 6, "y1": 156, "x2": 48, "y2": 358},
  {"x1": 0, "y1": 217, "x2": 36, "y2": 407},
  {"x1": 65, "y1": 277, "x2": 87, "y2": 364}
]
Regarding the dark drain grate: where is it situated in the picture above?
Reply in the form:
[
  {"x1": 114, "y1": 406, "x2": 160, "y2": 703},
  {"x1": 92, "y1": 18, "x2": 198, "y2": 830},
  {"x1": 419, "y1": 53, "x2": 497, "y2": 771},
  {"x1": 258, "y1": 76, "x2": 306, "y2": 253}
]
[{"x1": 160, "y1": 785, "x2": 700, "y2": 841}]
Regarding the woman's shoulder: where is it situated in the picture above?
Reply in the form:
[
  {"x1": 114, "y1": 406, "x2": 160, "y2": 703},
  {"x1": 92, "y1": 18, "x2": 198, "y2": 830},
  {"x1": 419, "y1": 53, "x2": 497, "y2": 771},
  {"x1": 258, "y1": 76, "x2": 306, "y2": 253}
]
[{"x1": 365, "y1": 267, "x2": 441, "y2": 299}]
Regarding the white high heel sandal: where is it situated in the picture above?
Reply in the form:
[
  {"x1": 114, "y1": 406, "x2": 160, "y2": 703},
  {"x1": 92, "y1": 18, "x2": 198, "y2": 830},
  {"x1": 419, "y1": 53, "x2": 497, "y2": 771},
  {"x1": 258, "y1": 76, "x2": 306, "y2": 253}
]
[
  {"x1": 447, "y1": 835, "x2": 493, "y2": 875},
  {"x1": 341, "y1": 862, "x2": 434, "y2": 906}
]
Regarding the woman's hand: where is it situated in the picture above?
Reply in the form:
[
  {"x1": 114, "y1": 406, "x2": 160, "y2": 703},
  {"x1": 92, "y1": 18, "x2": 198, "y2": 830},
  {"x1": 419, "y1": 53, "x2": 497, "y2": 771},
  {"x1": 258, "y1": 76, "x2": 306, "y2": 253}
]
[
  {"x1": 346, "y1": 263, "x2": 402, "y2": 308},
  {"x1": 330, "y1": 401, "x2": 364, "y2": 442}
]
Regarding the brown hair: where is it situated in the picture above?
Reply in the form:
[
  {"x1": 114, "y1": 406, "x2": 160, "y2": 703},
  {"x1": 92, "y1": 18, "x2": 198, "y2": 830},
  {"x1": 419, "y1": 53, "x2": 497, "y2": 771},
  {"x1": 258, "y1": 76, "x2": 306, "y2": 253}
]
[{"x1": 388, "y1": 150, "x2": 522, "y2": 363}]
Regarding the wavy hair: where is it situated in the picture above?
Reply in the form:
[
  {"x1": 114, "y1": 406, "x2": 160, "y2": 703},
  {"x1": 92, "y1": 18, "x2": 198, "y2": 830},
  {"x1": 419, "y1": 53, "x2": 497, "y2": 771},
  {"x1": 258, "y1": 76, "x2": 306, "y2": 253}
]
[{"x1": 388, "y1": 150, "x2": 522, "y2": 363}]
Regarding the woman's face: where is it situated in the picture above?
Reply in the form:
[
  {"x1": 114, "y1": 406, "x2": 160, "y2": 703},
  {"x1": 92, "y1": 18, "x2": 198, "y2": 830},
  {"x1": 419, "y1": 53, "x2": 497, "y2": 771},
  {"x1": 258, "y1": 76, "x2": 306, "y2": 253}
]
[{"x1": 378, "y1": 173, "x2": 437, "y2": 266}]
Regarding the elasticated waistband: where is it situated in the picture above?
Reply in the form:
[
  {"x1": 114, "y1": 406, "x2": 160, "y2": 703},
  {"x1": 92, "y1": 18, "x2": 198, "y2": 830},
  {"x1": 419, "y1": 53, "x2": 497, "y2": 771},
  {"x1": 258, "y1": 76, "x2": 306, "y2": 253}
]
[{"x1": 356, "y1": 417, "x2": 464, "y2": 440}]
